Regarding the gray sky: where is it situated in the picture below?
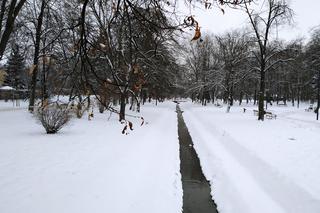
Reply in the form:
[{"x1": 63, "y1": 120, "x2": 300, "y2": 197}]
[{"x1": 176, "y1": 0, "x2": 320, "y2": 42}]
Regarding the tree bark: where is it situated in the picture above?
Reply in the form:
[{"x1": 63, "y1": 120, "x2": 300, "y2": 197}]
[
  {"x1": 258, "y1": 70, "x2": 265, "y2": 120},
  {"x1": 0, "y1": 0, "x2": 27, "y2": 60},
  {"x1": 28, "y1": 0, "x2": 46, "y2": 112},
  {"x1": 317, "y1": 70, "x2": 320, "y2": 120},
  {"x1": 119, "y1": 92, "x2": 126, "y2": 121},
  {"x1": 254, "y1": 88, "x2": 257, "y2": 105}
]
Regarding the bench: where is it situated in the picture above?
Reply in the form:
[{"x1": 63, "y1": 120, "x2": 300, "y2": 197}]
[
  {"x1": 277, "y1": 103, "x2": 287, "y2": 106},
  {"x1": 253, "y1": 109, "x2": 277, "y2": 119},
  {"x1": 265, "y1": 111, "x2": 277, "y2": 119},
  {"x1": 305, "y1": 105, "x2": 314, "y2": 112}
]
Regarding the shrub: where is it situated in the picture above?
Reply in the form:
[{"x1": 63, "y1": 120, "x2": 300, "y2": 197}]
[{"x1": 36, "y1": 103, "x2": 71, "y2": 134}]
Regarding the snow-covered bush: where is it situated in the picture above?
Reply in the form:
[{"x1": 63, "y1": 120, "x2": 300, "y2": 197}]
[{"x1": 35, "y1": 103, "x2": 71, "y2": 134}]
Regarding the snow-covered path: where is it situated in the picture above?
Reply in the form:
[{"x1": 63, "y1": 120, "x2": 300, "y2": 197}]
[
  {"x1": 0, "y1": 102, "x2": 182, "y2": 213},
  {"x1": 181, "y1": 103, "x2": 320, "y2": 213},
  {"x1": 176, "y1": 105, "x2": 218, "y2": 213}
]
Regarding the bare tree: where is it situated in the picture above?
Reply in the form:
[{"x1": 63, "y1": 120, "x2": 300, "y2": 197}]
[
  {"x1": 28, "y1": 0, "x2": 47, "y2": 111},
  {"x1": 306, "y1": 29, "x2": 320, "y2": 120},
  {"x1": 243, "y1": 0, "x2": 293, "y2": 120},
  {"x1": 183, "y1": 35, "x2": 222, "y2": 105},
  {"x1": 75, "y1": 0, "x2": 181, "y2": 121},
  {"x1": 215, "y1": 30, "x2": 250, "y2": 111}
]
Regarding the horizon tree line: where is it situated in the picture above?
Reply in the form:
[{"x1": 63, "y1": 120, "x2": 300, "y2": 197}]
[{"x1": 2, "y1": 0, "x2": 320, "y2": 121}]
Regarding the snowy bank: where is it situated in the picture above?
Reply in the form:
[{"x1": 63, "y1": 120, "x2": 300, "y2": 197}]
[
  {"x1": 181, "y1": 102, "x2": 320, "y2": 213},
  {"x1": 0, "y1": 102, "x2": 182, "y2": 213}
]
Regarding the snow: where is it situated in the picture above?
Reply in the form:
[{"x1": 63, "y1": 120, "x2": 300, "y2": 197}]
[
  {"x1": 0, "y1": 100, "x2": 28, "y2": 111},
  {"x1": 181, "y1": 102, "x2": 320, "y2": 213},
  {"x1": 0, "y1": 86, "x2": 15, "y2": 90},
  {"x1": 0, "y1": 101, "x2": 182, "y2": 213},
  {"x1": 2, "y1": 98, "x2": 320, "y2": 213}
]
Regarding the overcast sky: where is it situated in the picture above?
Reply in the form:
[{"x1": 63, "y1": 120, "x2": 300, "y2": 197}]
[{"x1": 175, "y1": 0, "x2": 320, "y2": 42}]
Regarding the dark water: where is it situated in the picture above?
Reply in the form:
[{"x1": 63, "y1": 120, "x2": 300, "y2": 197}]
[{"x1": 176, "y1": 104, "x2": 218, "y2": 213}]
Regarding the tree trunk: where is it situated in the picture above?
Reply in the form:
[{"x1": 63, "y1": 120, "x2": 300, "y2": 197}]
[
  {"x1": 0, "y1": 0, "x2": 27, "y2": 60},
  {"x1": 119, "y1": 92, "x2": 126, "y2": 121},
  {"x1": 317, "y1": 70, "x2": 320, "y2": 121},
  {"x1": 258, "y1": 70, "x2": 265, "y2": 121},
  {"x1": 129, "y1": 95, "x2": 134, "y2": 111},
  {"x1": 284, "y1": 96, "x2": 287, "y2": 105},
  {"x1": 142, "y1": 89, "x2": 146, "y2": 105},
  {"x1": 291, "y1": 93, "x2": 295, "y2": 107},
  {"x1": 76, "y1": 95, "x2": 83, "y2": 118},
  {"x1": 230, "y1": 85, "x2": 234, "y2": 106},
  {"x1": 41, "y1": 36, "x2": 48, "y2": 104},
  {"x1": 28, "y1": 0, "x2": 46, "y2": 112},
  {"x1": 254, "y1": 88, "x2": 257, "y2": 105},
  {"x1": 212, "y1": 89, "x2": 215, "y2": 104},
  {"x1": 297, "y1": 87, "x2": 300, "y2": 108},
  {"x1": 137, "y1": 102, "x2": 140, "y2": 113}
]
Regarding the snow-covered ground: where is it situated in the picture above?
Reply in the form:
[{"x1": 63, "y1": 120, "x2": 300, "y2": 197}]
[
  {"x1": 0, "y1": 101, "x2": 182, "y2": 213},
  {"x1": 2, "y1": 99, "x2": 320, "y2": 213},
  {"x1": 181, "y1": 101, "x2": 320, "y2": 213},
  {"x1": 0, "y1": 100, "x2": 28, "y2": 111}
]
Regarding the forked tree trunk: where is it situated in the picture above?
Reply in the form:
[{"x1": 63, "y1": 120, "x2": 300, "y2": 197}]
[
  {"x1": 0, "y1": 0, "x2": 27, "y2": 60},
  {"x1": 28, "y1": 0, "x2": 46, "y2": 112}
]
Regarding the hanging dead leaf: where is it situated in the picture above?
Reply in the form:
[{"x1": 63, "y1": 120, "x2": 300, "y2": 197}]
[
  {"x1": 133, "y1": 64, "x2": 139, "y2": 74},
  {"x1": 184, "y1": 16, "x2": 195, "y2": 27},
  {"x1": 133, "y1": 84, "x2": 141, "y2": 92},
  {"x1": 191, "y1": 25, "x2": 201, "y2": 41},
  {"x1": 205, "y1": 2, "x2": 212, "y2": 9}
]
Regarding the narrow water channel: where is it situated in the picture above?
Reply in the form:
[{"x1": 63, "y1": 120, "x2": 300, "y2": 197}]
[{"x1": 176, "y1": 104, "x2": 218, "y2": 213}]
